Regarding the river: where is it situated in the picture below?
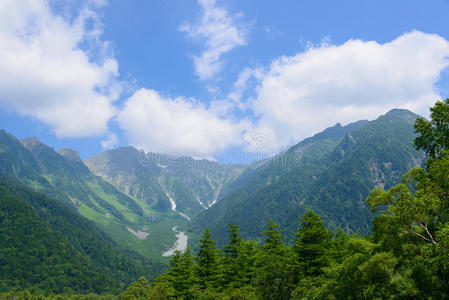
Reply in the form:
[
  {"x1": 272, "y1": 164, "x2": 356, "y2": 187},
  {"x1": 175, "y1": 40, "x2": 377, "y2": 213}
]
[{"x1": 162, "y1": 226, "x2": 188, "y2": 256}]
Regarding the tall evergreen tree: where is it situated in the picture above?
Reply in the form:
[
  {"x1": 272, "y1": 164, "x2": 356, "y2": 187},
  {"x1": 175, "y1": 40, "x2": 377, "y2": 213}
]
[
  {"x1": 254, "y1": 219, "x2": 294, "y2": 299},
  {"x1": 262, "y1": 219, "x2": 284, "y2": 253},
  {"x1": 221, "y1": 224, "x2": 243, "y2": 288},
  {"x1": 294, "y1": 210, "x2": 331, "y2": 277},
  {"x1": 196, "y1": 228, "x2": 219, "y2": 289},
  {"x1": 166, "y1": 248, "x2": 195, "y2": 299}
]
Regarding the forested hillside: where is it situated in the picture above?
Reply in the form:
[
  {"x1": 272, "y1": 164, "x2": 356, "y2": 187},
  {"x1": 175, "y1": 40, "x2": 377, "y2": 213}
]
[
  {"x1": 0, "y1": 177, "x2": 164, "y2": 295},
  {"x1": 2, "y1": 101, "x2": 448, "y2": 299},
  {"x1": 115, "y1": 99, "x2": 449, "y2": 299},
  {"x1": 0, "y1": 131, "x2": 188, "y2": 259},
  {"x1": 189, "y1": 109, "x2": 425, "y2": 246}
]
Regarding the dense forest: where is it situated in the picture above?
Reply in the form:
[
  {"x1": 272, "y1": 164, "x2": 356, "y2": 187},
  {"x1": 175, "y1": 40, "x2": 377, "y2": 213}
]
[
  {"x1": 2, "y1": 99, "x2": 449, "y2": 299},
  {"x1": 0, "y1": 177, "x2": 165, "y2": 298}
]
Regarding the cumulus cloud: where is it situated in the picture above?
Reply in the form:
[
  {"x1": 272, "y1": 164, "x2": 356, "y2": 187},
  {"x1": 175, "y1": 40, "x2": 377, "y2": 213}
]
[
  {"x1": 0, "y1": 0, "x2": 120, "y2": 137},
  {"x1": 248, "y1": 31, "x2": 449, "y2": 152},
  {"x1": 117, "y1": 89, "x2": 246, "y2": 155},
  {"x1": 117, "y1": 31, "x2": 449, "y2": 156},
  {"x1": 3, "y1": 2, "x2": 448, "y2": 159},
  {"x1": 180, "y1": 0, "x2": 248, "y2": 80}
]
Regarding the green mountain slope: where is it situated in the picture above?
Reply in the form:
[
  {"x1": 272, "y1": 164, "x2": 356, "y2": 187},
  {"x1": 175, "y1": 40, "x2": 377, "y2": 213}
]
[
  {"x1": 189, "y1": 109, "x2": 425, "y2": 246},
  {"x1": 0, "y1": 178, "x2": 164, "y2": 294},
  {"x1": 220, "y1": 120, "x2": 369, "y2": 201},
  {"x1": 85, "y1": 147, "x2": 245, "y2": 219},
  {"x1": 0, "y1": 131, "x2": 186, "y2": 260}
]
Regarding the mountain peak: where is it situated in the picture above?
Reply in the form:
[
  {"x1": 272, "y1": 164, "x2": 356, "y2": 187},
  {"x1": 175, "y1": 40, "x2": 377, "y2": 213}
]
[
  {"x1": 57, "y1": 148, "x2": 82, "y2": 162},
  {"x1": 383, "y1": 108, "x2": 418, "y2": 124},
  {"x1": 21, "y1": 137, "x2": 49, "y2": 152},
  {"x1": 384, "y1": 108, "x2": 418, "y2": 119}
]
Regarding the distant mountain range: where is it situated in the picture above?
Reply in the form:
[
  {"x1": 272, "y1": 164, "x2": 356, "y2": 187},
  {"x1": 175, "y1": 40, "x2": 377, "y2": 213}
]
[
  {"x1": 0, "y1": 108, "x2": 425, "y2": 262},
  {"x1": 85, "y1": 146, "x2": 245, "y2": 219}
]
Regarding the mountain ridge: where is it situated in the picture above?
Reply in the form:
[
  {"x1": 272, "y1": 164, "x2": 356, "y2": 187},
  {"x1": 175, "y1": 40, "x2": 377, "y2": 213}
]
[{"x1": 188, "y1": 108, "x2": 425, "y2": 246}]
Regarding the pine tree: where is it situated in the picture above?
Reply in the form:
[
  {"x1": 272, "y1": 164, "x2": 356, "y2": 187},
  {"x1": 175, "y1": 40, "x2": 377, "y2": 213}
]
[
  {"x1": 221, "y1": 224, "x2": 244, "y2": 288},
  {"x1": 262, "y1": 219, "x2": 284, "y2": 254},
  {"x1": 294, "y1": 210, "x2": 331, "y2": 277},
  {"x1": 166, "y1": 248, "x2": 195, "y2": 299},
  {"x1": 196, "y1": 228, "x2": 219, "y2": 289},
  {"x1": 254, "y1": 219, "x2": 294, "y2": 299}
]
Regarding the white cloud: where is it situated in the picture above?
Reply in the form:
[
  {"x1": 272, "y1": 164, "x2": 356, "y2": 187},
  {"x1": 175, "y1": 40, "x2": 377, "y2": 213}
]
[
  {"x1": 117, "y1": 88, "x2": 246, "y2": 155},
  {"x1": 118, "y1": 31, "x2": 449, "y2": 156},
  {"x1": 0, "y1": 0, "x2": 120, "y2": 137},
  {"x1": 249, "y1": 31, "x2": 449, "y2": 152},
  {"x1": 180, "y1": 0, "x2": 248, "y2": 80},
  {"x1": 227, "y1": 66, "x2": 263, "y2": 107},
  {"x1": 101, "y1": 132, "x2": 118, "y2": 149},
  {"x1": 3, "y1": 2, "x2": 448, "y2": 159}
]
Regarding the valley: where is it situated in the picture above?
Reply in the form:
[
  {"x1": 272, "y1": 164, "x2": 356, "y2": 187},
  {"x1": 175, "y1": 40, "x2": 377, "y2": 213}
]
[
  {"x1": 3, "y1": 105, "x2": 448, "y2": 299},
  {"x1": 0, "y1": 108, "x2": 425, "y2": 260}
]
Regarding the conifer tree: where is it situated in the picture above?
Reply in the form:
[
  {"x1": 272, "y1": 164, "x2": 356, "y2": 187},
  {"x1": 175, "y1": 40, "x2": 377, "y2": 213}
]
[
  {"x1": 196, "y1": 228, "x2": 219, "y2": 289},
  {"x1": 254, "y1": 219, "x2": 294, "y2": 299},
  {"x1": 166, "y1": 247, "x2": 195, "y2": 299},
  {"x1": 294, "y1": 210, "x2": 331, "y2": 277},
  {"x1": 221, "y1": 224, "x2": 243, "y2": 288}
]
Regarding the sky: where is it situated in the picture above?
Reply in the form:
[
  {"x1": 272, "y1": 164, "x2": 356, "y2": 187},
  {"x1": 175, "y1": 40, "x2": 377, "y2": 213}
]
[{"x1": 0, "y1": 0, "x2": 449, "y2": 163}]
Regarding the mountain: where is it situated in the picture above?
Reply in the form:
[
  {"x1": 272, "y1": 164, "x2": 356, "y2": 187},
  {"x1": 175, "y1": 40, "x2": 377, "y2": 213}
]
[
  {"x1": 0, "y1": 108, "x2": 426, "y2": 258},
  {"x1": 222, "y1": 119, "x2": 370, "y2": 198},
  {"x1": 85, "y1": 147, "x2": 246, "y2": 219},
  {"x1": 188, "y1": 109, "x2": 426, "y2": 246},
  {"x1": 0, "y1": 131, "x2": 187, "y2": 259},
  {"x1": 20, "y1": 137, "x2": 144, "y2": 221},
  {"x1": 0, "y1": 177, "x2": 164, "y2": 294}
]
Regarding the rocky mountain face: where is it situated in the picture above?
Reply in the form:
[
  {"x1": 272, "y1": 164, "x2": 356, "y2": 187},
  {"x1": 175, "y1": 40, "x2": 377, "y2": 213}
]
[{"x1": 85, "y1": 147, "x2": 246, "y2": 219}]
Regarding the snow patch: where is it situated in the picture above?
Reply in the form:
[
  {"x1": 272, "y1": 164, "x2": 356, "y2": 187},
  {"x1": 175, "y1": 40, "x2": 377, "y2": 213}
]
[
  {"x1": 178, "y1": 211, "x2": 191, "y2": 221},
  {"x1": 166, "y1": 193, "x2": 191, "y2": 220},
  {"x1": 195, "y1": 195, "x2": 208, "y2": 210},
  {"x1": 166, "y1": 193, "x2": 177, "y2": 210}
]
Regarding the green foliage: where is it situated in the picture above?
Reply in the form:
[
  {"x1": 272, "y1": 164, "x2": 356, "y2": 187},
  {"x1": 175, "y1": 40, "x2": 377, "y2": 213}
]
[
  {"x1": 0, "y1": 179, "x2": 164, "y2": 294},
  {"x1": 190, "y1": 109, "x2": 425, "y2": 246},
  {"x1": 123, "y1": 102, "x2": 449, "y2": 299},
  {"x1": 4, "y1": 102, "x2": 449, "y2": 299},
  {"x1": 121, "y1": 277, "x2": 150, "y2": 300},
  {"x1": 414, "y1": 98, "x2": 449, "y2": 158},
  {"x1": 166, "y1": 248, "x2": 195, "y2": 298},
  {"x1": 294, "y1": 211, "x2": 331, "y2": 277},
  {"x1": 196, "y1": 229, "x2": 220, "y2": 289}
]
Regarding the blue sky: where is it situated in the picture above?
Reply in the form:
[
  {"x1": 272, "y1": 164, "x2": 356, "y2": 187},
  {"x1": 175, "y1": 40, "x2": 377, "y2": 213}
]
[{"x1": 0, "y1": 0, "x2": 449, "y2": 162}]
